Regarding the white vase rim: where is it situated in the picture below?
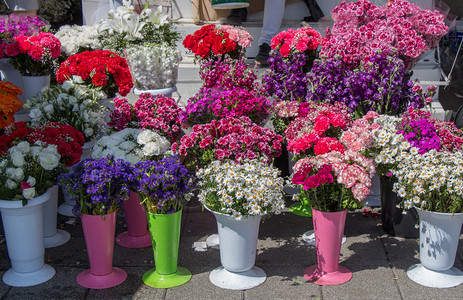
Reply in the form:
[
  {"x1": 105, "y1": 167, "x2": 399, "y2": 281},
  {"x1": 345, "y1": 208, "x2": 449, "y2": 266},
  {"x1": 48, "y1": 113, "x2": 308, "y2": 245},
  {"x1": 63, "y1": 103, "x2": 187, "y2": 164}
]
[
  {"x1": 133, "y1": 86, "x2": 177, "y2": 95},
  {"x1": 204, "y1": 204, "x2": 261, "y2": 220},
  {"x1": 414, "y1": 207, "x2": 463, "y2": 216},
  {"x1": 0, "y1": 189, "x2": 50, "y2": 209}
]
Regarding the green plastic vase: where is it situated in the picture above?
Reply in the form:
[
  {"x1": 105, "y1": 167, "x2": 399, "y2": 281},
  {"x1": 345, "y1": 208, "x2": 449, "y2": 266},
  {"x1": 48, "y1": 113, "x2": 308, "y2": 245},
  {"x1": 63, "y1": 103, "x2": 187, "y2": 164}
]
[{"x1": 142, "y1": 210, "x2": 191, "y2": 288}]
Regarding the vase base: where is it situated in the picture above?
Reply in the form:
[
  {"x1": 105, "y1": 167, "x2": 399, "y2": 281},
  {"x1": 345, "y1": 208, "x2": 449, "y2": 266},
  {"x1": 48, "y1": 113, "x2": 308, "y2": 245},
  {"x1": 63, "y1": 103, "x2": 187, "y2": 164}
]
[
  {"x1": 57, "y1": 203, "x2": 74, "y2": 217},
  {"x1": 302, "y1": 230, "x2": 347, "y2": 246},
  {"x1": 76, "y1": 267, "x2": 127, "y2": 289},
  {"x1": 289, "y1": 203, "x2": 312, "y2": 217},
  {"x1": 304, "y1": 265, "x2": 352, "y2": 286},
  {"x1": 209, "y1": 266, "x2": 266, "y2": 290},
  {"x1": 44, "y1": 229, "x2": 71, "y2": 248},
  {"x1": 142, "y1": 266, "x2": 191, "y2": 288},
  {"x1": 407, "y1": 263, "x2": 463, "y2": 288},
  {"x1": 3, "y1": 264, "x2": 55, "y2": 287},
  {"x1": 116, "y1": 231, "x2": 152, "y2": 248}
]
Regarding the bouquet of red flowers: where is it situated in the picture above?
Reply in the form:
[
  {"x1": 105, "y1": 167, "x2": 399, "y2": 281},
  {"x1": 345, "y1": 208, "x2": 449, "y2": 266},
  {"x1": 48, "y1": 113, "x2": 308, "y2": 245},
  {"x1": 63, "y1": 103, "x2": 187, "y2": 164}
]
[
  {"x1": 107, "y1": 93, "x2": 182, "y2": 143},
  {"x1": 183, "y1": 24, "x2": 252, "y2": 61},
  {"x1": 56, "y1": 50, "x2": 133, "y2": 97},
  {"x1": 0, "y1": 121, "x2": 31, "y2": 154},
  {"x1": 0, "y1": 81, "x2": 23, "y2": 129},
  {"x1": 7, "y1": 32, "x2": 61, "y2": 76},
  {"x1": 28, "y1": 122, "x2": 85, "y2": 167},
  {"x1": 172, "y1": 116, "x2": 282, "y2": 171}
]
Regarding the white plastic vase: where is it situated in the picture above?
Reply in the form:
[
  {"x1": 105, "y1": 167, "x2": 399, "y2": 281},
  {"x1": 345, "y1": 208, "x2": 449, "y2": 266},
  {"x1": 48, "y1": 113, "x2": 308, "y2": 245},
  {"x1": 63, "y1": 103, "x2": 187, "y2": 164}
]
[
  {"x1": 22, "y1": 74, "x2": 50, "y2": 102},
  {"x1": 133, "y1": 86, "x2": 177, "y2": 98},
  {"x1": 0, "y1": 190, "x2": 56, "y2": 287},
  {"x1": 43, "y1": 185, "x2": 71, "y2": 248},
  {"x1": 0, "y1": 58, "x2": 25, "y2": 102},
  {"x1": 407, "y1": 208, "x2": 463, "y2": 288},
  {"x1": 207, "y1": 207, "x2": 266, "y2": 290}
]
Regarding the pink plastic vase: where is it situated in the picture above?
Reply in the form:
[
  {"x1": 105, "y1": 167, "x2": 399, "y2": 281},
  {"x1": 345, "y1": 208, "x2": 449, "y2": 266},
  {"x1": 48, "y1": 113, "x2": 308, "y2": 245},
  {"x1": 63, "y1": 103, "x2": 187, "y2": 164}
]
[
  {"x1": 77, "y1": 211, "x2": 127, "y2": 289},
  {"x1": 304, "y1": 208, "x2": 352, "y2": 285},
  {"x1": 116, "y1": 192, "x2": 151, "y2": 248}
]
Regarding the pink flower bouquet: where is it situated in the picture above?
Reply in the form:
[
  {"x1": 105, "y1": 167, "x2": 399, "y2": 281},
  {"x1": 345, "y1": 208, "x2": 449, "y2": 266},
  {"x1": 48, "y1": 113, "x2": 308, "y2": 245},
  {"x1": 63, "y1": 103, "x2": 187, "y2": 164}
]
[
  {"x1": 322, "y1": 0, "x2": 449, "y2": 70},
  {"x1": 7, "y1": 32, "x2": 61, "y2": 76},
  {"x1": 291, "y1": 112, "x2": 378, "y2": 211},
  {"x1": 172, "y1": 116, "x2": 283, "y2": 171},
  {"x1": 108, "y1": 93, "x2": 182, "y2": 143}
]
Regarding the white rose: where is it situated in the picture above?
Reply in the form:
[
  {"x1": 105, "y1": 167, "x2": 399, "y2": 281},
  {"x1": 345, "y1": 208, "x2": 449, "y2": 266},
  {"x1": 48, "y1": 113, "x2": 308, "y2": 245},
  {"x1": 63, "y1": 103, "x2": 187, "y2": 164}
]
[
  {"x1": 29, "y1": 108, "x2": 42, "y2": 120},
  {"x1": 68, "y1": 96, "x2": 78, "y2": 105},
  {"x1": 12, "y1": 168, "x2": 25, "y2": 181},
  {"x1": 84, "y1": 127, "x2": 94, "y2": 137},
  {"x1": 0, "y1": 159, "x2": 6, "y2": 169},
  {"x1": 22, "y1": 187, "x2": 36, "y2": 200},
  {"x1": 43, "y1": 145, "x2": 60, "y2": 156},
  {"x1": 5, "y1": 179, "x2": 17, "y2": 189},
  {"x1": 5, "y1": 167, "x2": 15, "y2": 178},
  {"x1": 30, "y1": 146, "x2": 42, "y2": 157},
  {"x1": 9, "y1": 149, "x2": 25, "y2": 167},
  {"x1": 38, "y1": 152, "x2": 60, "y2": 170},
  {"x1": 16, "y1": 141, "x2": 30, "y2": 154},
  {"x1": 62, "y1": 80, "x2": 75, "y2": 91},
  {"x1": 27, "y1": 176, "x2": 36, "y2": 187},
  {"x1": 72, "y1": 75, "x2": 84, "y2": 83}
]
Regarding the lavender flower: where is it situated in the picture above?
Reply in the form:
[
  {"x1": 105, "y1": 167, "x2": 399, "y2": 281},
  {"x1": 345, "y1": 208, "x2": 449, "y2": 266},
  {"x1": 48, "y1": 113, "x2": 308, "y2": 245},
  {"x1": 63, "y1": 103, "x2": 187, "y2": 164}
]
[
  {"x1": 133, "y1": 156, "x2": 195, "y2": 214},
  {"x1": 58, "y1": 155, "x2": 134, "y2": 216}
]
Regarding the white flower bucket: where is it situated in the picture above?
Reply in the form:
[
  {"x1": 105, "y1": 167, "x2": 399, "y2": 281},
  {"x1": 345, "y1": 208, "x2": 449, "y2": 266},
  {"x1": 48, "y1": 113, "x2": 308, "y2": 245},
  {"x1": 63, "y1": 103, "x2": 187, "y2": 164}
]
[
  {"x1": 207, "y1": 207, "x2": 266, "y2": 290},
  {"x1": 22, "y1": 74, "x2": 50, "y2": 102},
  {"x1": 0, "y1": 190, "x2": 56, "y2": 287},
  {"x1": 43, "y1": 185, "x2": 71, "y2": 248},
  {"x1": 407, "y1": 208, "x2": 463, "y2": 288}
]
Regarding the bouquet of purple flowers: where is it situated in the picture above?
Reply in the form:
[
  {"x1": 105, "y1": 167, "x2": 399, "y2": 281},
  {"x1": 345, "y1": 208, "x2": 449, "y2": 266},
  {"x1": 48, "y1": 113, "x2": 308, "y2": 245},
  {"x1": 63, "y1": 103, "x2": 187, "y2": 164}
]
[
  {"x1": 58, "y1": 155, "x2": 134, "y2": 216},
  {"x1": 132, "y1": 155, "x2": 195, "y2": 214}
]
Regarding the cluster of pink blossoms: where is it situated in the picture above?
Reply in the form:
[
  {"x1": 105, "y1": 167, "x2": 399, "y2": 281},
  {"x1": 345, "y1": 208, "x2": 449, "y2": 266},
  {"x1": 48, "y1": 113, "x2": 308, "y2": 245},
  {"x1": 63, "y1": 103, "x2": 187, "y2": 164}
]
[
  {"x1": 172, "y1": 116, "x2": 282, "y2": 170},
  {"x1": 270, "y1": 27, "x2": 325, "y2": 57},
  {"x1": 322, "y1": 0, "x2": 448, "y2": 69},
  {"x1": 220, "y1": 25, "x2": 254, "y2": 49},
  {"x1": 3, "y1": 32, "x2": 61, "y2": 61},
  {"x1": 108, "y1": 93, "x2": 182, "y2": 143}
]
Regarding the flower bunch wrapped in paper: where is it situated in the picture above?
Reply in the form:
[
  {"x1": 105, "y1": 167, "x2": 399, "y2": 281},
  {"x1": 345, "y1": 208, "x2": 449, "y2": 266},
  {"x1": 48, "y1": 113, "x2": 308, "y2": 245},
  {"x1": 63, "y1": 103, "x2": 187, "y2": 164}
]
[
  {"x1": 56, "y1": 50, "x2": 133, "y2": 97},
  {"x1": 322, "y1": 0, "x2": 449, "y2": 70},
  {"x1": 183, "y1": 24, "x2": 253, "y2": 62},
  {"x1": 290, "y1": 112, "x2": 378, "y2": 211},
  {"x1": 24, "y1": 80, "x2": 106, "y2": 142},
  {"x1": 196, "y1": 159, "x2": 285, "y2": 219},
  {"x1": 262, "y1": 26, "x2": 324, "y2": 102},
  {"x1": 172, "y1": 116, "x2": 282, "y2": 171},
  {"x1": 0, "y1": 81, "x2": 23, "y2": 129},
  {"x1": 107, "y1": 93, "x2": 182, "y2": 143},
  {"x1": 92, "y1": 128, "x2": 170, "y2": 165}
]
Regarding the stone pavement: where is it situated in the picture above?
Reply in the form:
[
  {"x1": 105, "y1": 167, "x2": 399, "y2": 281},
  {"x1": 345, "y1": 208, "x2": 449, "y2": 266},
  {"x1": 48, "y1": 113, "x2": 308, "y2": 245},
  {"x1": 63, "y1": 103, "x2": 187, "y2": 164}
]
[{"x1": 1, "y1": 198, "x2": 463, "y2": 300}]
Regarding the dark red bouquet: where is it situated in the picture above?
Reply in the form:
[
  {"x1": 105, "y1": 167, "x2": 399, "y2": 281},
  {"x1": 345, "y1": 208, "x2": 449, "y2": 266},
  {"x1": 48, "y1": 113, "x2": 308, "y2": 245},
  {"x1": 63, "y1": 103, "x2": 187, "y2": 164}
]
[
  {"x1": 0, "y1": 121, "x2": 32, "y2": 155},
  {"x1": 56, "y1": 50, "x2": 133, "y2": 97},
  {"x1": 183, "y1": 24, "x2": 252, "y2": 61},
  {"x1": 28, "y1": 122, "x2": 85, "y2": 167}
]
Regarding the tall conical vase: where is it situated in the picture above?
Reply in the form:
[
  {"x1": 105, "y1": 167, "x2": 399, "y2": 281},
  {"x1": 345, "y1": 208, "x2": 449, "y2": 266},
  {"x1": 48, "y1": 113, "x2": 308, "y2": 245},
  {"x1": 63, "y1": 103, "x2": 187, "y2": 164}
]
[
  {"x1": 22, "y1": 75, "x2": 50, "y2": 101},
  {"x1": 304, "y1": 208, "x2": 352, "y2": 285},
  {"x1": 0, "y1": 190, "x2": 56, "y2": 287},
  {"x1": 407, "y1": 209, "x2": 463, "y2": 288},
  {"x1": 143, "y1": 210, "x2": 191, "y2": 288},
  {"x1": 76, "y1": 211, "x2": 127, "y2": 289},
  {"x1": 116, "y1": 192, "x2": 151, "y2": 248},
  {"x1": 43, "y1": 185, "x2": 71, "y2": 248},
  {"x1": 208, "y1": 208, "x2": 266, "y2": 290}
]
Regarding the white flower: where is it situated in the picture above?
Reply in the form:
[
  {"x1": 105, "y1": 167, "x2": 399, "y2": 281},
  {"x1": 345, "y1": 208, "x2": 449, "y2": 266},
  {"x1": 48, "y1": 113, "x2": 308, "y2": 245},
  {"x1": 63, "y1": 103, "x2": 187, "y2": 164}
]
[
  {"x1": 5, "y1": 179, "x2": 17, "y2": 189},
  {"x1": 22, "y1": 187, "x2": 36, "y2": 200},
  {"x1": 27, "y1": 176, "x2": 36, "y2": 187},
  {"x1": 84, "y1": 127, "x2": 94, "y2": 137},
  {"x1": 9, "y1": 149, "x2": 25, "y2": 167},
  {"x1": 38, "y1": 152, "x2": 60, "y2": 171},
  {"x1": 16, "y1": 141, "x2": 30, "y2": 154},
  {"x1": 43, "y1": 104, "x2": 54, "y2": 114},
  {"x1": 12, "y1": 168, "x2": 25, "y2": 181},
  {"x1": 29, "y1": 108, "x2": 42, "y2": 120}
]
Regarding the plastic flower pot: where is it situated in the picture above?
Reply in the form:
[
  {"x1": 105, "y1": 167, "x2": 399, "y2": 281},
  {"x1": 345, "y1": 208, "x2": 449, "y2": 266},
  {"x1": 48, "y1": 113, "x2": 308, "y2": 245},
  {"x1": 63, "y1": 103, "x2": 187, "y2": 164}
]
[
  {"x1": 116, "y1": 192, "x2": 151, "y2": 248},
  {"x1": 208, "y1": 207, "x2": 266, "y2": 290},
  {"x1": 142, "y1": 210, "x2": 191, "y2": 288},
  {"x1": 304, "y1": 208, "x2": 352, "y2": 286},
  {"x1": 407, "y1": 209, "x2": 463, "y2": 288},
  {"x1": 76, "y1": 211, "x2": 127, "y2": 289},
  {"x1": 43, "y1": 185, "x2": 71, "y2": 248},
  {"x1": 0, "y1": 190, "x2": 56, "y2": 287}
]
